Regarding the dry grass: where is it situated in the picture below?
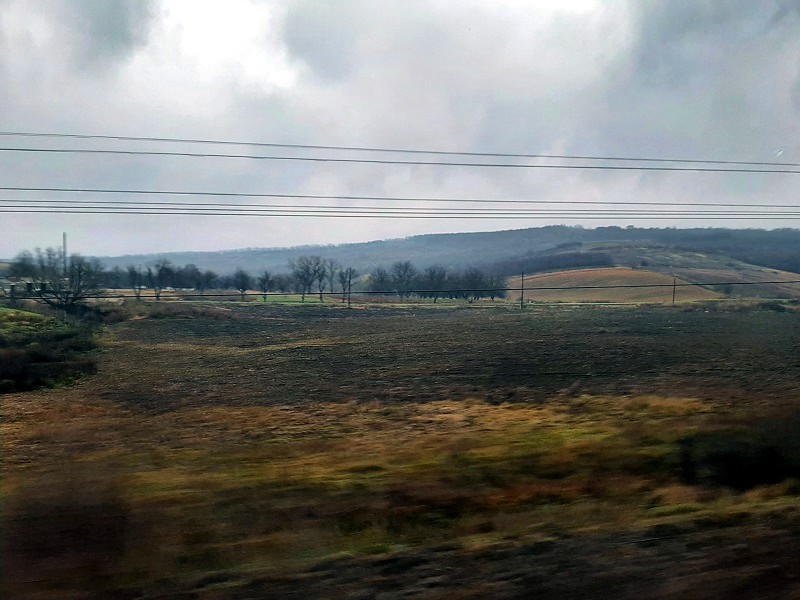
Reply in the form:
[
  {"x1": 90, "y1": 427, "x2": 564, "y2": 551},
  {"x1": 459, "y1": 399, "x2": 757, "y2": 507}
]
[
  {"x1": 507, "y1": 267, "x2": 721, "y2": 303},
  {"x1": 3, "y1": 303, "x2": 800, "y2": 598}
]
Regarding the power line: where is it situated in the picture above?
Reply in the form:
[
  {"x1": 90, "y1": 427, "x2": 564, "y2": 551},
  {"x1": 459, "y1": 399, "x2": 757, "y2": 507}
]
[
  {"x1": 2, "y1": 147, "x2": 800, "y2": 173},
  {"x1": 3, "y1": 199, "x2": 799, "y2": 215},
  {"x1": 0, "y1": 130, "x2": 797, "y2": 168},
  {"x1": 2, "y1": 186, "x2": 800, "y2": 209},
  {"x1": 5, "y1": 279, "x2": 800, "y2": 302},
  {"x1": 3, "y1": 208, "x2": 800, "y2": 219}
]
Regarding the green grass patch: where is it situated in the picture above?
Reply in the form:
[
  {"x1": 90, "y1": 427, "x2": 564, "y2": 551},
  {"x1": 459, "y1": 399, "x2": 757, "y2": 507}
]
[{"x1": 0, "y1": 308, "x2": 97, "y2": 392}]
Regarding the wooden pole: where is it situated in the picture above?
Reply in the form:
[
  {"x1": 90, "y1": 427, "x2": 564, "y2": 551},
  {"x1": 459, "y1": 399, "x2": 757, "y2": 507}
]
[
  {"x1": 520, "y1": 270, "x2": 524, "y2": 309},
  {"x1": 672, "y1": 277, "x2": 677, "y2": 305}
]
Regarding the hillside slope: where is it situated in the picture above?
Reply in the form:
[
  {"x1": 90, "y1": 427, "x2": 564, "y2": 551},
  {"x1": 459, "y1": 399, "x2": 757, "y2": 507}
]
[
  {"x1": 586, "y1": 243, "x2": 800, "y2": 299},
  {"x1": 506, "y1": 268, "x2": 721, "y2": 304},
  {"x1": 95, "y1": 226, "x2": 800, "y2": 275}
]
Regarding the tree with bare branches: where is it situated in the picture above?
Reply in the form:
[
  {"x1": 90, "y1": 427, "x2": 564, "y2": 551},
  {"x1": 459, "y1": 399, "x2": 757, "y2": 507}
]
[
  {"x1": 232, "y1": 268, "x2": 252, "y2": 302},
  {"x1": 256, "y1": 269, "x2": 273, "y2": 301},
  {"x1": 338, "y1": 267, "x2": 358, "y2": 305},
  {"x1": 11, "y1": 247, "x2": 105, "y2": 310}
]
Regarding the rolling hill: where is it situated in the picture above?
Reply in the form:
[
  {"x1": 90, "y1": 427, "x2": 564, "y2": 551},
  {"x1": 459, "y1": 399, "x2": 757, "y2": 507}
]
[
  {"x1": 506, "y1": 268, "x2": 722, "y2": 304},
  {"x1": 96, "y1": 226, "x2": 800, "y2": 278},
  {"x1": 562, "y1": 243, "x2": 800, "y2": 299}
]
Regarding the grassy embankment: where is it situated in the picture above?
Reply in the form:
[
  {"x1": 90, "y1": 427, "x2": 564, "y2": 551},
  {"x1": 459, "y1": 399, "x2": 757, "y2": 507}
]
[
  {"x1": 3, "y1": 302, "x2": 800, "y2": 597},
  {"x1": 0, "y1": 306, "x2": 96, "y2": 393}
]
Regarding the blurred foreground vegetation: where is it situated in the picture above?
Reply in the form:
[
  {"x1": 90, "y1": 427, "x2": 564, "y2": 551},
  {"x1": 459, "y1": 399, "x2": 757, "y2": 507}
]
[
  {"x1": 0, "y1": 306, "x2": 96, "y2": 393},
  {"x1": 3, "y1": 302, "x2": 800, "y2": 598}
]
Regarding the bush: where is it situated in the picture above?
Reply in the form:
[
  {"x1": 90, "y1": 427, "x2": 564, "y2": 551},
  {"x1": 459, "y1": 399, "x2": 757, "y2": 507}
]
[
  {"x1": 0, "y1": 325, "x2": 97, "y2": 393},
  {"x1": 679, "y1": 410, "x2": 800, "y2": 490}
]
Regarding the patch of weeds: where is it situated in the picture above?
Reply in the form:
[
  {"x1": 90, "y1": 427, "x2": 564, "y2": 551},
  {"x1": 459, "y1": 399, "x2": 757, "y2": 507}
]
[{"x1": 0, "y1": 309, "x2": 97, "y2": 392}]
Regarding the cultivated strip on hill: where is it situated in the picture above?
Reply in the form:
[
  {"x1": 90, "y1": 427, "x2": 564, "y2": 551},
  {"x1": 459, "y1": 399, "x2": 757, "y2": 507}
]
[{"x1": 506, "y1": 267, "x2": 721, "y2": 303}]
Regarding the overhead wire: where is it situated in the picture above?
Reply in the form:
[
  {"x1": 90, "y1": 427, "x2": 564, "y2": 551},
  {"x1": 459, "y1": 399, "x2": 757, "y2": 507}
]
[
  {"x1": 2, "y1": 146, "x2": 800, "y2": 172},
  {"x1": 2, "y1": 197, "x2": 799, "y2": 215},
  {"x1": 1, "y1": 187, "x2": 799, "y2": 209},
  {"x1": 0, "y1": 130, "x2": 797, "y2": 168},
  {"x1": 1, "y1": 131, "x2": 798, "y2": 225},
  {"x1": 2, "y1": 208, "x2": 799, "y2": 219}
]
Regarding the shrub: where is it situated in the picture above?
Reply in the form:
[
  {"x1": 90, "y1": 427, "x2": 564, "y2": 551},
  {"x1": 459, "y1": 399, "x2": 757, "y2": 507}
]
[{"x1": 679, "y1": 410, "x2": 800, "y2": 490}]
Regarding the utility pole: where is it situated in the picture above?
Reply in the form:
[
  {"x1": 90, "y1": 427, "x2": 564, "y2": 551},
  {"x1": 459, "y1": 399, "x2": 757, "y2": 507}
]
[
  {"x1": 672, "y1": 277, "x2": 677, "y2": 305},
  {"x1": 62, "y1": 232, "x2": 68, "y2": 322},
  {"x1": 520, "y1": 270, "x2": 524, "y2": 309}
]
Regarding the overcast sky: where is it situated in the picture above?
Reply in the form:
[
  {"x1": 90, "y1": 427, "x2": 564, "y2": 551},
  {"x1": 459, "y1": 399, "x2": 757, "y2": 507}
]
[{"x1": 1, "y1": 0, "x2": 799, "y2": 258}]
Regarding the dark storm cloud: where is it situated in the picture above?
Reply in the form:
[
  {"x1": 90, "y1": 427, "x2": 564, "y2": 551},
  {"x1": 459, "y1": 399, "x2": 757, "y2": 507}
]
[
  {"x1": 579, "y1": 1, "x2": 800, "y2": 160},
  {"x1": 64, "y1": 0, "x2": 156, "y2": 71},
  {"x1": 1, "y1": 1, "x2": 799, "y2": 257}
]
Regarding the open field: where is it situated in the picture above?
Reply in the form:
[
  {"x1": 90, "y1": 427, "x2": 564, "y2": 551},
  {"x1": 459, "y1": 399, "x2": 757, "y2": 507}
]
[
  {"x1": 3, "y1": 302, "x2": 800, "y2": 598},
  {"x1": 507, "y1": 268, "x2": 721, "y2": 304},
  {"x1": 586, "y1": 243, "x2": 800, "y2": 299}
]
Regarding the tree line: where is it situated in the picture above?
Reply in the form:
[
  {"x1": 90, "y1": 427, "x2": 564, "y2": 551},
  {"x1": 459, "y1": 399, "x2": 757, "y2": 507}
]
[{"x1": 4, "y1": 248, "x2": 507, "y2": 309}]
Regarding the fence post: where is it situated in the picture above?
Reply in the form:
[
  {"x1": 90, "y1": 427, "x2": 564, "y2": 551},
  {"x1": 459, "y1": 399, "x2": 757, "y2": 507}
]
[
  {"x1": 672, "y1": 277, "x2": 676, "y2": 305},
  {"x1": 520, "y1": 270, "x2": 524, "y2": 309}
]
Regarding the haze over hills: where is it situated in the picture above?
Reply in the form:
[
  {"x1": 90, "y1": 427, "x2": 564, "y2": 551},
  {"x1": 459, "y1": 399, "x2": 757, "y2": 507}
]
[{"x1": 96, "y1": 225, "x2": 800, "y2": 277}]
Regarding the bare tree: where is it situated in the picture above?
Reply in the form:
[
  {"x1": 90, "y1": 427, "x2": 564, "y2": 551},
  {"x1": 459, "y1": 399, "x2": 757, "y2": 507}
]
[
  {"x1": 289, "y1": 255, "x2": 326, "y2": 301},
  {"x1": 392, "y1": 261, "x2": 418, "y2": 298},
  {"x1": 199, "y1": 270, "x2": 218, "y2": 296},
  {"x1": 370, "y1": 267, "x2": 391, "y2": 293},
  {"x1": 423, "y1": 265, "x2": 448, "y2": 303},
  {"x1": 338, "y1": 267, "x2": 358, "y2": 305},
  {"x1": 289, "y1": 256, "x2": 317, "y2": 301},
  {"x1": 256, "y1": 269, "x2": 273, "y2": 301},
  {"x1": 487, "y1": 273, "x2": 507, "y2": 300},
  {"x1": 147, "y1": 258, "x2": 174, "y2": 300},
  {"x1": 273, "y1": 273, "x2": 292, "y2": 293},
  {"x1": 232, "y1": 268, "x2": 252, "y2": 302},
  {"x1": 463, "y1": 267, "x2": 487, "y2": 302},
  {"x1": 11, "y1": 247, "x2": 105, "y2": 310},
  {"x1": 180, "y1": 263, "x2": 202, "y2": 290},
  {"x1": 126, "y1": 265, "x2": 145, "y2": 300},
  {"x1": 325, "y1": 259, "x2": 341, "y2": 298},
  {"x1": 313, "y1": 257, "x2": 328, "y2": 301},
  {"x1": 107, "y1": 266, "x2": 125, "y2": 289}
]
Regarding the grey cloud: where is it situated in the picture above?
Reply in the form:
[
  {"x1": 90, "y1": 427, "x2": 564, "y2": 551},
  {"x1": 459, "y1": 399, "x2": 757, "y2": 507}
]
[
  {"x1": 2, "y1": 1, "x2": 800, "y2": 257},
  {"x1": 632, "y1": 1, "x2": 781, "y2": 86},
  {"x1": 64, "y1": 0, "x2": 156, "y2": 71},
  {"x1": 578, "y1": 1, "x2": 800, "y2": 160},
  {"x1": 283, "y1": 0, "x2": 361, "y2": 80}
]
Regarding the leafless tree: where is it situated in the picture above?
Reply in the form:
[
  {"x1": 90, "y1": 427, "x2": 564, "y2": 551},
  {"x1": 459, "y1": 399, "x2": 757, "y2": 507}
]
[
  {"x1": 11, "y1": 247, "x2": 105, "y2": 310},
  {"x1": 199, "y1": 270, "x2": 218, "y2": 295},
  {"x1": 126, "y1": 265, "x2": 145, "y2": 300},
  {"x1": 325, "y1": 259, "x2": 341, "y2": 298},
  {"x1": 147, "y1": 258, "x2": 174, "y2": 300},
  {"x1": 392, "y1": 261, "x2": 418, "y2": 298},
  {"x1": 463, "y1": 267, "x2": 487, "y2": 302},
  {"x1": 487, "y1": 274, "x2": 507, "y2": 300},
  {"x1": 370, "y1": 267, "x2": 391, "y2": 293},
  {"x1": 256, "y1": 269, "x2": 273, "y2": 301},
  {"x1": 232, "y1": 268, "x2": 252, "y2": 302},
  {"x1": 423, "y1": 265, "x2": 448, "y2": 303},
  {"x1": 338, "y1": 267, "x2": 358, "y2": 305},
  {"x1": 289, "y1": 256, "x2": 319, "y2": 301}
]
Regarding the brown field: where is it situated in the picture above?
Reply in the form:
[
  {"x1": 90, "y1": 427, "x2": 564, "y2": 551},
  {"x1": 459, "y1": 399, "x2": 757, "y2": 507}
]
[
  {"x1": 3, "y1": 302, "x2": 800, "y2": 598},
  {"x1": 670, "y1": 266, "x2": 800, "y2": 299},
  {"x1": 507, "y1": 267, "x2": 721, "y2": 304}
]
